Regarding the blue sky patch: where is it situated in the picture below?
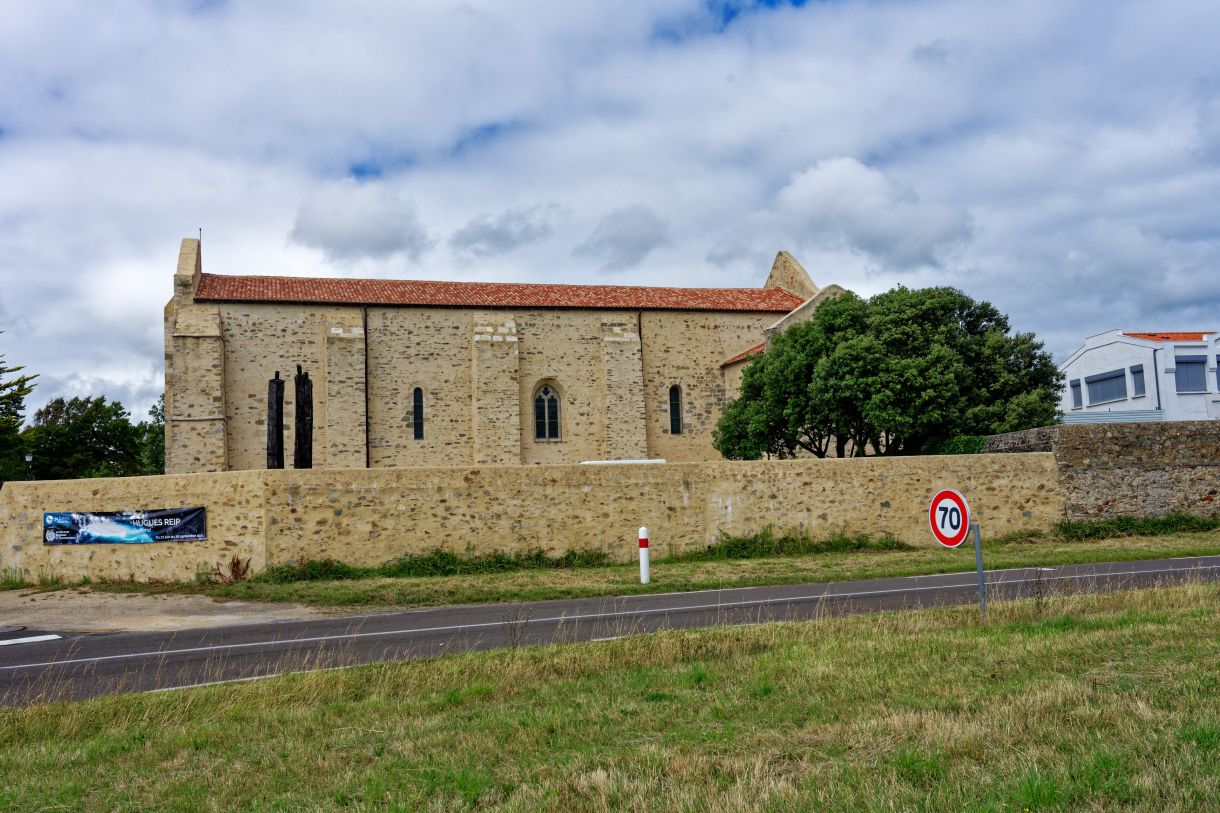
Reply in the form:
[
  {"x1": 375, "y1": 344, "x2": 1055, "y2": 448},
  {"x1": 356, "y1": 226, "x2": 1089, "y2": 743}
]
[
  {"x1": 448, "y1": 119, "x2": 526, "y2": 157},
  {"x1": 343, "y1": 146, "x2": 417, "y2": 180},
  {"x1": 653, "y1": 0, "x2": 810, "y2": 43}
]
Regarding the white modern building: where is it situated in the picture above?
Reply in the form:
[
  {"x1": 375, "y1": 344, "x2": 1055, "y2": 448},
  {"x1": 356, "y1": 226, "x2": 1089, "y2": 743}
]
[{"x1": 1058, "y1": 330, "x2": 1219, "y2": 423}]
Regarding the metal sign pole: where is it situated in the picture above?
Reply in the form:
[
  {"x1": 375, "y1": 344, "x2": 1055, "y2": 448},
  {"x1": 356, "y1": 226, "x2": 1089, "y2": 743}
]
[{"x1": 971, "y1": 523, "x2": 987, "y2": 621}]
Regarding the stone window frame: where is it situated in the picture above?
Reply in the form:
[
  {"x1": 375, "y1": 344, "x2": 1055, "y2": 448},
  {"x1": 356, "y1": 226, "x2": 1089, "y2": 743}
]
[
  {"x1": 532, "y1": 381, "x2": 562, "y2": 442},
  {"x1": 668, "y1": 384, "x2": 683, "y2": 435}
]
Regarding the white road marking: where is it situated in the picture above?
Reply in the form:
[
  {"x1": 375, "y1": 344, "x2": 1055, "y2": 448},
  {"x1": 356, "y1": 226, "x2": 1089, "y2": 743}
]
[
  {"x1": 2, "y1": 562, "x2": 1217, "y2": 673},
  {"x1": 0, "y1": 635, "x2": 61, "y2": 647}
]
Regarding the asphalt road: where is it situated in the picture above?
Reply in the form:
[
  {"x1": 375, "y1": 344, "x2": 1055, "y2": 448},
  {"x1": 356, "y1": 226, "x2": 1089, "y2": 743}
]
[{"x1": 2, "y1": 555, "x2": 1217, "y2": 706}]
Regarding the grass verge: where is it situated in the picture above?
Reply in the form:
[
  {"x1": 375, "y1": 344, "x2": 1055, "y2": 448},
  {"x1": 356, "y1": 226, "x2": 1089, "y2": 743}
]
[
  {"x1": 1, "y1": 583, "x2": 1217, "y2": 810},
  {"x1": 67, "y1": 520, "x2": 1220, "y2": 609}
]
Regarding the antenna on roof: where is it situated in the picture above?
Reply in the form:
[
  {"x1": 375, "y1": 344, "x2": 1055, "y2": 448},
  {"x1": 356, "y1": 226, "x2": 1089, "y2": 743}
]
[{"x1": 198, "y1": 227, "x2": 202, "y2": 243}]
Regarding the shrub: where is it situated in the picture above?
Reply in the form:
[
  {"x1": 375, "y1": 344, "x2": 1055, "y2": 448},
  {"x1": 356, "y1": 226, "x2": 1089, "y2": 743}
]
[
  {"x1": 1055, "y1": 513, "x2": 1220, "y2": 541},
  {"x1": 257, "y1": 558, "x2": 370, "y2": 583},
  {"x1": 677, "y1": 526, "x2": 908, "y2": 562},
  {"x1": 931, "y1": 435, "x2": 987, "y2": 455}
]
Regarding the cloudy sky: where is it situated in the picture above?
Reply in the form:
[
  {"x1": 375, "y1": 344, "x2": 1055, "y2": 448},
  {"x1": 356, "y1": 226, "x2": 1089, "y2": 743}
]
[{"x1": 2, "y1": 0, "x2": 1219, "y2": 420}]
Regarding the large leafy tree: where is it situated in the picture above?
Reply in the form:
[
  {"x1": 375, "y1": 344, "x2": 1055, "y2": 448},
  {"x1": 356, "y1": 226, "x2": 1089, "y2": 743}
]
[
  {"x1": 135, "y1": 395, "x2": 165, "y2": 475},
  {"x1": 23, "y1": 396, "x2": 146, "y2": 479},
  {"x1": 0, "y1": 341, "x2": 37, "y2": 483},
  {"x1": 714, "y1": 287, "x2": 1062, "y2": 459}
]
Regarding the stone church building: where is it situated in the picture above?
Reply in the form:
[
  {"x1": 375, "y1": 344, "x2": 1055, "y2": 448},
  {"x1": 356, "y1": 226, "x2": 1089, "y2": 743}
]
[{"x1": 164, "y1": 238, "x2": 843, "y2": 473}]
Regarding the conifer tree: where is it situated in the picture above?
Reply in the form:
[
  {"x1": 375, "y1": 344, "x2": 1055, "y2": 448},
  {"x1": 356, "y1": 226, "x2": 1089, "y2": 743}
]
[{"x1": 0, "y1": 336, "x2": 37, "y2": 483}]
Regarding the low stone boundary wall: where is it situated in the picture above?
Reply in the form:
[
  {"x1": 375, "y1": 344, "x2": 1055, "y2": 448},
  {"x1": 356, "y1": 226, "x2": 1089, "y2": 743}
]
[
  {"x1": 5, "y1": 421, "x2": 1215, "y2": 584},
  {"x1": 0, "y1": 472, "x2": 268, "y2": 584},
  {"x1": 985, "y1": 421, "x2": 1220, "y2": 518},
  {"x1": 1, "y1": 453, "x2": 1060, "y2": 583}
]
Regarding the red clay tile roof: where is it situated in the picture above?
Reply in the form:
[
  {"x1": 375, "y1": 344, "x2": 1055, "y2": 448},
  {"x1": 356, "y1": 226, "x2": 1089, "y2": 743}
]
[
  {"x1": 721, "y1": 341, "x2": 766, "y2": 367},
  {"x1": 194, "y1": 273, "x2": 804, "y2": 313},
  {"x1": 1123, "y1": 331, "x2": 1215, "y2": 342}
]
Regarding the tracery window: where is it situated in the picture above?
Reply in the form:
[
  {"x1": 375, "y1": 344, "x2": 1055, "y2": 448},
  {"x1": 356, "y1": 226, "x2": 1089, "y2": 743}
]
[{"x1": 534, "y1": 385, "x2": 560, "y2": 440}]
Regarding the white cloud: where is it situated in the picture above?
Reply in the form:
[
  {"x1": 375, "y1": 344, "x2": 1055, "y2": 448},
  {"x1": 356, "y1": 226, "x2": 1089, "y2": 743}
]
[
  {"x1": 3, "y1": 0, "x2": 1220, "y2": 413},
  {"x1": 450, "y1": 205, "x2": 559, "y2": 260},
  {"x1": 773, "y1": 157, "x2": 971, "y2": 269},
  {"x1": 574, "y1": 204, "x2": 669, "y2": 272},
  {"x1": 290, "y1": 180, "x2": 434, "y2": 262}
]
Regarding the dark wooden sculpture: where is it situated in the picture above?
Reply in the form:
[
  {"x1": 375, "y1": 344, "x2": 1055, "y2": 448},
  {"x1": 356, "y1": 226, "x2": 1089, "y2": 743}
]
[
  {"x1": 293, "y1": 364, "x2": 313, "y2": 469},
  {"x1": 267, "y1": 371, "x2": 284, "y2": 469}
]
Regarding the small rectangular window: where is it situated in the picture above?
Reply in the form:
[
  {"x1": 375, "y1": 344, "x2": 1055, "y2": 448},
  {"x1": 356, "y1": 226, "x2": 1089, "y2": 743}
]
[
  {"x1": 1130, "y1": 365, "x2": 1145, "y2": 397},
  {"x1": 412, "y1": 388, "x2": 424, "y2": 440},
  {"x1": 1175, "y1": 356, "x2": 1207, "y2": 393},
  {"x1": 1085, "y1": 369, "x2": 1126, "y2": 404},
  {"x1": 1070, "y1": 379, "x2": 1082, "y2": 409}
]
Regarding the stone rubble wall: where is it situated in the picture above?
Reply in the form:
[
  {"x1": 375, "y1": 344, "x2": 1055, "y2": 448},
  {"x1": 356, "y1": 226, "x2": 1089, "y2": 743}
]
[
  {"x1": 1051, "y1": 421, "x2": 1220, "y2": 518},
  {"x1": 982, "y1": 425, "x2": 1062, "y2": 454},
  {"x1": 1, "y1": 453, "x2": 1058, "y2": 583},
  {"x1": 5, "y1": 422, "x2": 1216, "y2": 584},
  {"x1": 984, "y1": 421, "x2": 1220, "y2": 518},
  {"x1": 0, "y1": 471, "x2": 268, "y2": 583}
]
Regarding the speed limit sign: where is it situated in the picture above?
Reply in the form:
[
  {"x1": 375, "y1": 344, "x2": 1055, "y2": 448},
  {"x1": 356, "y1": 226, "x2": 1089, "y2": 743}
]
[{"x1": 929, "y1": 489, "x2": 971, "y2": 548}]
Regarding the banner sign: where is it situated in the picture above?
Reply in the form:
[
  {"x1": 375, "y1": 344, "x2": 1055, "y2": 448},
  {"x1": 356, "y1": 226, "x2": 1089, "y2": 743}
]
[{"x1": 43, "y1": 508, "x2": 207, "y2": 545}]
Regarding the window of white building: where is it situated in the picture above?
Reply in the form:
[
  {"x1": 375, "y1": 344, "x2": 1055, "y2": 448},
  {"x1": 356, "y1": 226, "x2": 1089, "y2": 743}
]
[
  {"x1": 1175, "y1": 356, "x2": 1207, "y2": 393},
  {"x1": 1085, "y1": 369, "x2": 1126, "y2": 404},
  {"x1": 1130, "y1": 365, "x2": 1145, "y2": 397}
]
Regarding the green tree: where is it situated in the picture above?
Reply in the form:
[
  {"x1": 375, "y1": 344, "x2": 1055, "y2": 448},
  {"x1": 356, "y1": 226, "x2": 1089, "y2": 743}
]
[
  {"x1": 23, "y1": 396, "x2": 144, "y2": 479},
  {"x1": 135, "y1": 394, "x2": 165, "y2": 475},
  {"x1": 714, "y1": 286, "x2": 1062, "y2": 459},
  {"x1": 0, "y1": 341, "x2": 37, "y2": 483}
]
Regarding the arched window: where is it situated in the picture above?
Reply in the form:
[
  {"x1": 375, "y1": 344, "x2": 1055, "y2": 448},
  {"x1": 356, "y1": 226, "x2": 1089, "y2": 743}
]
[
  {"x1": 412, "y1": 387, "x2": 424, "y2": 440},
  {"x1": 669, "y1": 385, "x2": 683, "y2": 435},
  {"x1": 534, "y1": 385, "x2": 560, "y2": 440}
]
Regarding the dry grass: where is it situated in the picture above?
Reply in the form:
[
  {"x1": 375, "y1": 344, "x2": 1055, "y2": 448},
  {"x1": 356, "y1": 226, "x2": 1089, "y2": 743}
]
[{"x1": 1, "y1": 583, "x2": 1217, "y2": 811}]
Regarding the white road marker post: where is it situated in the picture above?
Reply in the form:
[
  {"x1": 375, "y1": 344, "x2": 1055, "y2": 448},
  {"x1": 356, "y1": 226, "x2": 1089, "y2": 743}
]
[{"x1": 639, "y1": 526, "x2": 650, "y2": 584}]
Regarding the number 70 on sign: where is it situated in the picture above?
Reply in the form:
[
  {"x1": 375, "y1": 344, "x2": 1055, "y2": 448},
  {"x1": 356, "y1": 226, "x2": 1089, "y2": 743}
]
[{"x1": 928, "y1": 489, "x2": 971, "y2": 548}]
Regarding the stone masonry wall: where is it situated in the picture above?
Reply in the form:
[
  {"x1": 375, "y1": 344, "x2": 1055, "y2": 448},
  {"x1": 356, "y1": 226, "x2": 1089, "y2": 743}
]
[
  {"x1": 982, "y1": 425, "x2": 1062, "y2": 454},
  {"x1": 0, "y1": 472, "x2": 268, "y2": 583},
  {"x1": 641, "y1": 310, "x2": 777, "y2": 463},
  {"x1": 366, "y1": 307, "x2": 477, "y2": 468},
  {"x1": 984, "y1": 421, "x2": 1220, "y2": 518},
  {"x1": 217, "y1": 302, "x2": 365, "y2": 471},
  {"x1": 1, "y1": 453, "x2": 1060, "y2": 582},
  {"x1": 1052, "y1": 421, "x2": 1220, "y2": 518}
]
